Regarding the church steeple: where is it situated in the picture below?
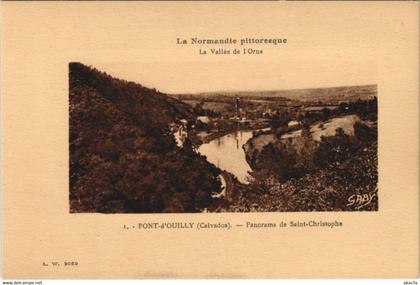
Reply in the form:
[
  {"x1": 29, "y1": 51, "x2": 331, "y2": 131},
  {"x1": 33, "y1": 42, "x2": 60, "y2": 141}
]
[{"x1": 235, "y1": 95, "x2": 240, "y2": 119}]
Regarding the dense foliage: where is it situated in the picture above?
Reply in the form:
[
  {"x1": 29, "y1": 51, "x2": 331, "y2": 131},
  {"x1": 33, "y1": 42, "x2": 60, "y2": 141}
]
[
  {"x1": 226, "y1": 99, "x2": 378, "y2": 212},
  {"x1": 69, "y1": 63, "x2": 220, "y2": 213},
  {"x1": 223, "y1": 123, "x2": 377, "y2": 212},
  {"x1": 224, "y1": 140, "x2": 378, "y2": 212}
]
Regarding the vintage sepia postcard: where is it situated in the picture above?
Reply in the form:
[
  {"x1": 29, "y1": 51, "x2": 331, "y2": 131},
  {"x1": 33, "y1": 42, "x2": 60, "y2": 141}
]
[{"x1": 1, "y1": 1, "x2": 419, "y2": 280}]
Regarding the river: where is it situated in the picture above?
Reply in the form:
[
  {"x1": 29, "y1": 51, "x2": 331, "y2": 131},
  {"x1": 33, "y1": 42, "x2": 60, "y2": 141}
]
[{"x1": 197, "y1": 130, "x2": 253, "y2": 184}]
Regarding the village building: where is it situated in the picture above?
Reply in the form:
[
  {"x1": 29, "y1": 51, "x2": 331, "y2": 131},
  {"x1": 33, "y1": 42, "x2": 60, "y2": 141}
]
[
  {"x1": 288, "y1": 120, "x2": 300, "y2": 128},
  {"x1": 196, "y1": 116, "x2": 210, "y2": 124}
]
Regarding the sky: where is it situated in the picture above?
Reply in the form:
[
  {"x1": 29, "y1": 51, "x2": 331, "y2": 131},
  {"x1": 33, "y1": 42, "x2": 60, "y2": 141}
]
[{"x1": 90, "y1": 59, "x2": 377, "y2": 94}]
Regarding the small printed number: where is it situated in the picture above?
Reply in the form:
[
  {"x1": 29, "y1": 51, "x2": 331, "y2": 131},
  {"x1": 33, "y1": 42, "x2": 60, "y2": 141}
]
[{"x1": 64, "y1": 261, "x2": 78, "y2": 266}]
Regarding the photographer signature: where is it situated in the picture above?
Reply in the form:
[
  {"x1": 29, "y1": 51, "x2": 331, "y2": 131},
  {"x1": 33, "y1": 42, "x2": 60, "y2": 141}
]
[{"x1": 346, "y1": 189, "x2": 377, "y2": 210}]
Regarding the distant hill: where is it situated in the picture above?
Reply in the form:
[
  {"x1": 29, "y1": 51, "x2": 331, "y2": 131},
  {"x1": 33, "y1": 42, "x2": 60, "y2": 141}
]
[
  {"x1": 174, "y1": 85, "x2": 377, "y2": 103},
  {"x1": 69, "y1": 63, "x2": 220, "y2": 213}
]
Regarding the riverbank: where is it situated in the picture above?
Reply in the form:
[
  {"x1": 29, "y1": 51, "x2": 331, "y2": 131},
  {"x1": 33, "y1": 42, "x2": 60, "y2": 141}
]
[
  {"x1": 196, "y1": 129, "x2": 255, "y2": 183},
  {"x1": 216, "y1": 141, "x2": 378, "y2": 212},
  {"x1": 243, "y1": 115, "x2": 366, "y2": 168},
  {"x1": 189, "y1": 120, "x2": 269, "y2": 146},
  {"x1": 217, "y1": 113, "x2": 379, "y2": 212}
]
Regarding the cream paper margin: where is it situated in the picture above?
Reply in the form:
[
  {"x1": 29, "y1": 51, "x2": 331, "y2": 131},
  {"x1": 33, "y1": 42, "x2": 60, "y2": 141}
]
[{"x1": 1, "y1": 1, "x2": 418, "y2": 279}]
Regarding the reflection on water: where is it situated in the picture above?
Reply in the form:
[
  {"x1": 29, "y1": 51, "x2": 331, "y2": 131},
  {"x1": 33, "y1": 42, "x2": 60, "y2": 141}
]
[{"x1": 198, "y1": 130, "x2": 253, "y2": 183}]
